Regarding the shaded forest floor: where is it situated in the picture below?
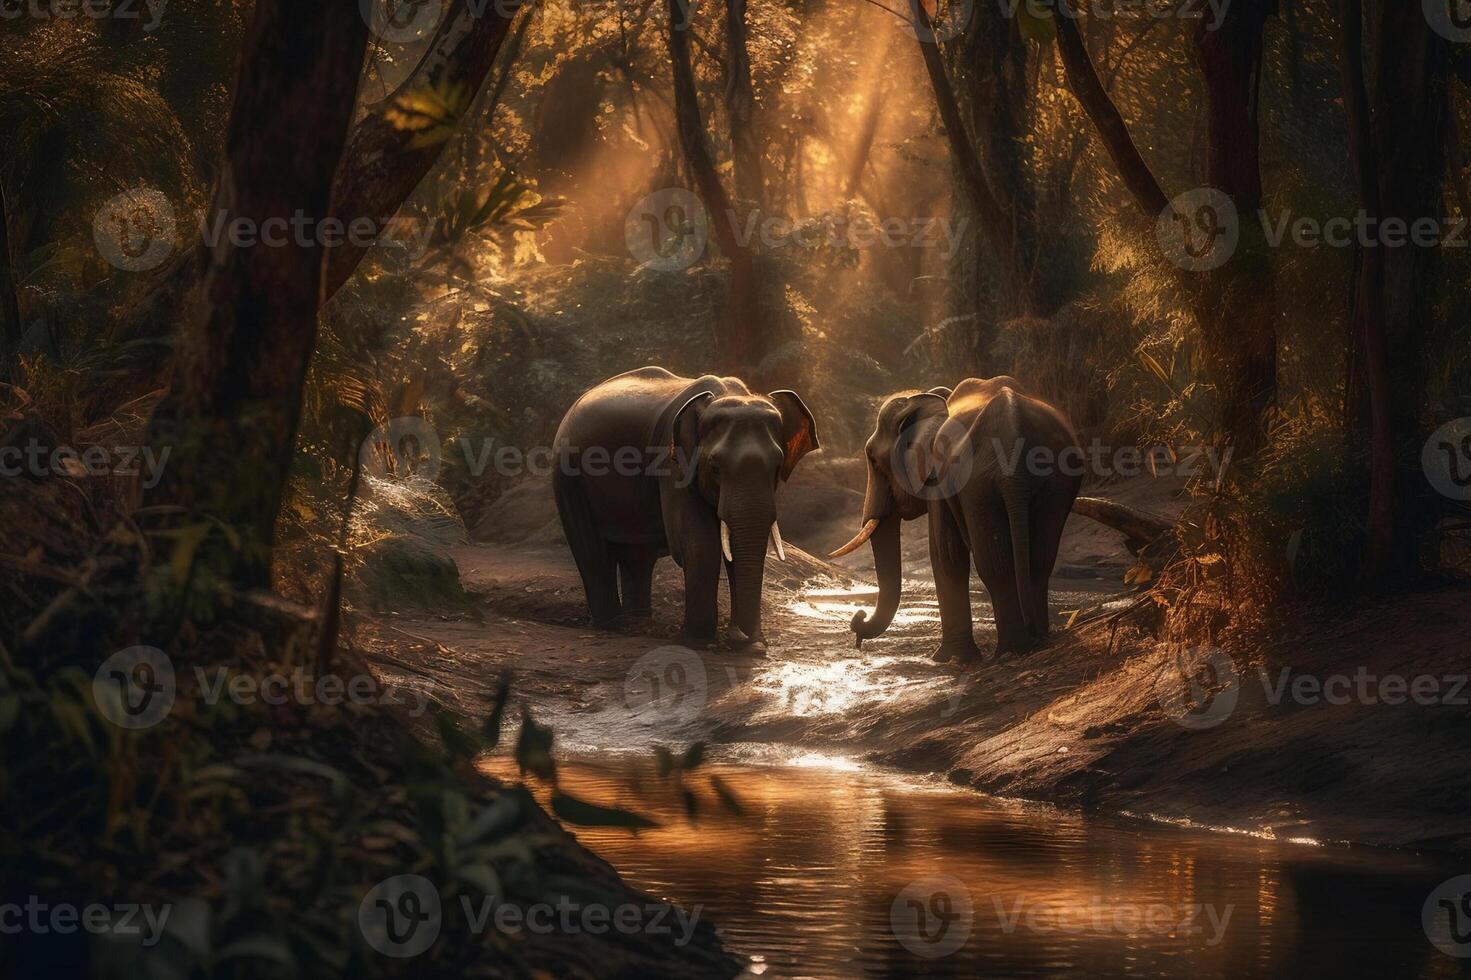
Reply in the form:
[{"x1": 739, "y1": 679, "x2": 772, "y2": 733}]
[{"x1": 356, "y1": 462, "x2": 1471, "y2": 858}]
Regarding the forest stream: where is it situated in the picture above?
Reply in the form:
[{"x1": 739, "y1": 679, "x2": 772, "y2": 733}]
[{"x1": 362, "y1": 536, "x2": 1469, "y2": 979}]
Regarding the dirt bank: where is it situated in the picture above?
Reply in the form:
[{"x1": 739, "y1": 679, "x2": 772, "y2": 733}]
[{"x1": 359, "y1": 464, "x2": 1471, "y2": 859}]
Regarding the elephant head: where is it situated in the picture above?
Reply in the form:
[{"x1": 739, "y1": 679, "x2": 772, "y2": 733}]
[
  {"x1": 673, "y1": 389, "x2": 818, "y2": 646},
  {"x1": 830, "y1": 388, "x2": 952, "y2": 641}
]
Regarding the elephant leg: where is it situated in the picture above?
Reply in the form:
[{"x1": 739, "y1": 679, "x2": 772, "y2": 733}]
[
  {"x1": 616, "y1": 545, "x2": 658, "y2": 619},
  {"x1": 677, "y1": 520, "x2": 721, "y2": 646},
  {"x1": 553, "y1": 470, "x2": 621, "y2": 624},
  {"x1": 1027, "y1": 481, "x2": 1078, "y2": 640},
  {"x1": 930, "y1": 502, "x2": 982, "y2": 664},
  {"x1": 967, "y1": 493, "x2": 1031, "y2": 655}
]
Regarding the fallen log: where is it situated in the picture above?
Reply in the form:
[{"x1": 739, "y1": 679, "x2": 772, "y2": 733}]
[{"x1": 1071, "y1": 496, "x2": 1175, "y2": 556}]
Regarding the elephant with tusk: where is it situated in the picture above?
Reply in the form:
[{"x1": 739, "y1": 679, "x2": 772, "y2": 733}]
[
  {"x1": 832, "y1": 377, "x2": 1081, "y2": 662},
  {"x1": 553, "y1": 367, "x2": 819, "y2": 654}
]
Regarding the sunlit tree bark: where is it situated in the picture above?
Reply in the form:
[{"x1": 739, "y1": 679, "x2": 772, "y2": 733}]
[
  {"x1": 1051, "y1": 0, "x2": 1276, "y2": 456},
  {"x1": 326, "y1": 0, "x2": 530, "y2": 295},
  {"x1": 668, "y1": 0, "x2": 769, "y2": 376},
  {"x1": 141, "y1": 0, "x2": 369, "y2": 589}
]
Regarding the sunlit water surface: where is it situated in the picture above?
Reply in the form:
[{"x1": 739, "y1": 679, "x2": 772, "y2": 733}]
[{"x1": 483, "y1": 755, "x2": 1464, "y2": 979}]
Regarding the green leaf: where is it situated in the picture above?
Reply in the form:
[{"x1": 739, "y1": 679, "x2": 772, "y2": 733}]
[{"x1": 550, "y1": 792, "x2": 659, "y2": 832}]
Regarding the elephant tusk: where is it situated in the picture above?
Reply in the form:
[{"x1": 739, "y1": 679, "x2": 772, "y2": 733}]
[
  {"x1": 769, "y1": 522, "x2": 787, "y2": 561},
  {"x1": 828, "y1": 519, "x2": 880, "y2": 559},
  {"x1": 720, "y1": 521, "x2": 734, "y2": 563}
]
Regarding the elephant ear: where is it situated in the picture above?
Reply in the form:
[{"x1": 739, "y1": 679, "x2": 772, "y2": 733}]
[
  {"x1": 767, "y1": 390, "x2": 820, "y2": 481},
  {"x1": 885, "y1": 392, "x2": 949, "y2": 491},
  {"x1": 670, "y1": 391, "x2": 714, "y2": 483}
]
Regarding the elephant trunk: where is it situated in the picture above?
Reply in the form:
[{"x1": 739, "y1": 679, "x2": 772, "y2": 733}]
[
  {"x1": 720, "y1": 486, "x2": 775, "y2": 643},
  {"x1": 851, "y1": 513, "x2": 901, "y2": 640}
]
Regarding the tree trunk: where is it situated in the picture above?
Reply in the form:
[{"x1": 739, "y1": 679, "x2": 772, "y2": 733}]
[
  {"x1": 1052, "y1": 0, "x2": 1277, "y2": 456},
  {"x1": 1367, "y1": 0, "x2": 1451, "y2": 575},
  {"x1": 723, "y1": 0, "x2": 764, "y2": 208},
  {"x1": 910, "y1": 0, "x2": 1045, "y2": 319},
  {"x1": 668, "y1": 0, "x2": 768, "y2": 377},
  {"x1": 1050, "y1": 5, "x2": 1168, "y2": 216},
  {"x1": 140, "y1": 0, "x2": 370, "y2": 590},
  {"x1": 1193, "y1": 0, "x2": 1278, "y2": 457},
  {"x1": 326, "y1": 0, "x2": 530, "y2": 296},
  {"x1": 1336, "y1": 0, "x2": 1395, "y2": 576},
  {"x1": 114, "y1": 0, "x2": 531, "y2": 347},
  {"x1": 0, "y1": 180, "x2": 20, "y2": 373}
]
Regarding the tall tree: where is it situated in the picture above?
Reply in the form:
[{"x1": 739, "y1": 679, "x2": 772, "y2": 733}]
[
  {"x1": 113, "y1": 0, "x2": 533, "y2": 346},
  {"x1": 1049, "y1": 0, "x2": 1277, "y2": 456},
  {"x1": 668, "y1": 0, "x2": 770, "y2": 376},
  {"x1": 723, "y1": 0, "x2": 765, "y2": 208},
  {"x1": 1336, "y1": 0, "x2": 1394, "y2": 575},
  {"x1": 909, "y1": 0, "x2": 1047, "y2": 320},
  {"x1": 327, "y1": 0, "x2": 529, "y2": 295},
  {"x1": 140, "y1": 0, "x2": 370, "y2": 590},
  {"x1": 1360, "y1": 0, "x2": 1451, "y2": 575},
  {"x1": 0, "y1": 180, "x2": 19, "y2": 373}
]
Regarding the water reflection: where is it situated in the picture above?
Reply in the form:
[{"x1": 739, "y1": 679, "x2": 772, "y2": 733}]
[{"x1": 482, "y1": 755, "x2": 1464, "y2": 979}]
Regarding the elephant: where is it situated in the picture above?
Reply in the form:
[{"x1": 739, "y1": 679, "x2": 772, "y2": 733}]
[
  {"x1": 830, "y1": 377, "x2": 1081, "y2": 662},
  {"x1": 552, "y1": 367, "x2": 819, "y2": 653}
]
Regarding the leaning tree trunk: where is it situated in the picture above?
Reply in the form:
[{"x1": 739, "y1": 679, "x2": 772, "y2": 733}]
[
  {"x1": 0, "y1": 180, "x2": 20, "y2": 374},
  {"x1": 668, "y1": 0, "x2": 769, "y2": 377},
  {"x1": 140, "y1": 0, "x2": 370, "y2": 590},
  {"x1": 326, "y1": 0, "x2": 529, "y2": 295},
  {"x1": 113, "y1": 0, "x2": 532, "y2": 347},
  {"x1": 1336, "y1": 0, "x2": 1395, "y2": 577},
  {"x1": 723, "y1": 0, "x2": 765, "y2": 209},
  {"x1": 1051, "y1": 0, "x2": 1277, "y2": 458}
]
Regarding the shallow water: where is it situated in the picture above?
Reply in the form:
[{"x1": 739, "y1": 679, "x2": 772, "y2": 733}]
[{"x1": 485, "y1": 755, "x2": 1466, "y2": 979}]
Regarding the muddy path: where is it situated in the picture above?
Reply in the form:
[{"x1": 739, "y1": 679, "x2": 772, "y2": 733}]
[
  {"x1": 356, "y1": 465, "x2": 1471, "y2": 856},
  {"x1": 354, "y1": 464, "x2": 1150, "y2": 769}
]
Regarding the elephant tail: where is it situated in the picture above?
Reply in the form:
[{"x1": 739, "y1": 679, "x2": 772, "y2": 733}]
[{"x1": 1000, "y1": 473, "x2": 1033, "y2": 637}]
